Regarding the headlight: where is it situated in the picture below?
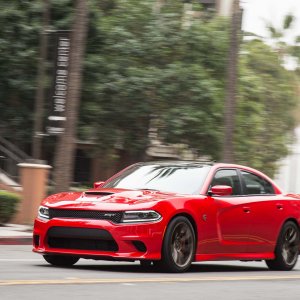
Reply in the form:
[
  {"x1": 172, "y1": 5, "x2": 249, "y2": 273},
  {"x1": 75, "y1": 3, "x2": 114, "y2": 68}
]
[
  {"x1": 38, "y1": 206, "x2": 49, "y2": 220},
  {"x1": 121, "y1": 210, "x2": 162, "y2": 223}
]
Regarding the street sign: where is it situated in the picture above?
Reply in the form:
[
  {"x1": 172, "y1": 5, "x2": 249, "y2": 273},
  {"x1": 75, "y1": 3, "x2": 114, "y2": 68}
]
[{"x1": 47, "y1": 30, "x2": 71, "y2": 135}]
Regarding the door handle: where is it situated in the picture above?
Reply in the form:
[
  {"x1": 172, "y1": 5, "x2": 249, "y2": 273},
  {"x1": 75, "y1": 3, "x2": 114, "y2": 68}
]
[
  {"x1": 276, "y1": 204, "x2": 283, "y2": 210},
  {"x1": 243, "y1": 207, "x2": 250, "y2": 213}
]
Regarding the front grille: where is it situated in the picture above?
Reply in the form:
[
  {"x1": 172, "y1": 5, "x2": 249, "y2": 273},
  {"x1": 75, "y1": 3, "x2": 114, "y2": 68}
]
[
  {"x1": 47, "y1": 227, "x2": 119, "y2": 251},
  {"x1": 48, "y1": 209, "x2": 123, "y2": 223}
]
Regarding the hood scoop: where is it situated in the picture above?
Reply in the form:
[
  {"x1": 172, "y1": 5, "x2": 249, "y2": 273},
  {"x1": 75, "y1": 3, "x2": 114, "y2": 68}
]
[{"x1": 84, "y1": 191, "x2": 114, "y2": 197}]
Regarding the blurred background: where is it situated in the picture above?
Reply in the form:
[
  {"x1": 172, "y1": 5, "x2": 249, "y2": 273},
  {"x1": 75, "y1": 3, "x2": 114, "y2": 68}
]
[{"x1": 0, "y1": 0, "x2": 299, "y2": 201}]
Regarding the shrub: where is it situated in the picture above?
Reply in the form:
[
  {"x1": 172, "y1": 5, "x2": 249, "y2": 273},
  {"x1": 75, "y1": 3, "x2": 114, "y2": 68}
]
[{"x1": 0, "y1": 190, "x2": 20, "y2": 224}]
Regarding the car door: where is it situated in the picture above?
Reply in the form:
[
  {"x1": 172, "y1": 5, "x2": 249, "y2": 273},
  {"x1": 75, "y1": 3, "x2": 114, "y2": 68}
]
[
  {"x1": 207, "y1": 168, "x2": 259, "y2": 254},
  {"x1": 236, "y1": 170, "x2": 282, "y2": 253}
]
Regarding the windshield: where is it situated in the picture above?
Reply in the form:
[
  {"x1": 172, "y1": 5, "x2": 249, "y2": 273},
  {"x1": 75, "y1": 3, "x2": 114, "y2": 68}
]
[{"x1": 103, "y1": 163, "x2": 211, "y2": 195}]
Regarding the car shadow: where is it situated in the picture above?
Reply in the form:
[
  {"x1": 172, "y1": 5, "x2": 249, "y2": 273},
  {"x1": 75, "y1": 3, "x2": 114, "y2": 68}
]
[{"x1": 37, "y1": 262, "x2": 268, "y2": 273}]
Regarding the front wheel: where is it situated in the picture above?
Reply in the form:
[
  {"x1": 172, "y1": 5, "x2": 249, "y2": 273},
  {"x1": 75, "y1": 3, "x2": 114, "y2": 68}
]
[
  {"x1": 43, "y1": 255, "x2": 79, "y2": 267},
  {"x1": 158, "y1": 216, "x2": 196, "y2": 273},
  {"x1": 266, "y1": 221, "x2": 300, "y2": 271}
]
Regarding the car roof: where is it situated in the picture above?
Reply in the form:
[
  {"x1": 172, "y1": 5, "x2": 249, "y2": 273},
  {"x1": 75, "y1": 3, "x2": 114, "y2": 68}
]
[
  {"x1": 135, "y1": 161, "x2": 257, "y2": 170},
  {"x1": 136, "y1": 161, "x2": 214, "y2": 167},
  {"x1": 136, "y1": 161, "x2": 262, "y2": 172}
]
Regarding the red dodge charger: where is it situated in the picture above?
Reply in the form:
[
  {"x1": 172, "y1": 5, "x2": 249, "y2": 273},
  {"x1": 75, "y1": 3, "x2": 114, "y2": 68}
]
[{"x1": 33, "y1": 161, "x2": 300, "y2": 272}]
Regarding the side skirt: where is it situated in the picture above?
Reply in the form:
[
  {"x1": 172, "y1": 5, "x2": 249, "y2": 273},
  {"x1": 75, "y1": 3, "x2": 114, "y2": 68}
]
[{"x1": 195, "y1": 252, "x2": 275, "y2": 262}]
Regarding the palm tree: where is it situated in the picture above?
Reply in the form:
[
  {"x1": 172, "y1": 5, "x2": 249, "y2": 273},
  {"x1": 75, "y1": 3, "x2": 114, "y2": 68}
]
[
  {"x1": 32, "y1": 0, "x2": 50, "y2": 159},
  {"x1": 267, "y1": 13, "x2": 299, "y2": 68},
  {"x1": 267, "y1": 14, "x2": 294, "y2": 48},
  {"x1": 53, "y1": 0, "x2": 88, "y2": 193},
  {"x1": 222, "y1": 0, "x2": 242, "y2": 163}
]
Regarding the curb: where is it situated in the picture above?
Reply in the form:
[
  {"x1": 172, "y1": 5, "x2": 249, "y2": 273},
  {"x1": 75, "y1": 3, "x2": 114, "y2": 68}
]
[{"x1": 0, "y1": 237, "x2": 32, "y2": 245}]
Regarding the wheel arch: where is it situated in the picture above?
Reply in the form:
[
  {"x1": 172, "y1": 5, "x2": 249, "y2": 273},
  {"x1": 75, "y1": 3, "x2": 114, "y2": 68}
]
[
  {"x1": 275, "y1": 217, "x2": 300, "y2": 255},
  {"x1": 159, "y1": 212, "x2": 198, "y2": 271},
  {"x1": 282, "y1": 218, "x2": 300, "y2": 256},
  {"x1": 166, "y1": 212, "x2": 198, "y2": 244},
  {"x1": 283, "y1": 218, "x2": 300, "y2": 230},
  {"x1": 266, "y1": 217, "x2": 300, "y2": 271},
  {"x1": 275, "y1": 217, "x2": 300, "y2": 245}
]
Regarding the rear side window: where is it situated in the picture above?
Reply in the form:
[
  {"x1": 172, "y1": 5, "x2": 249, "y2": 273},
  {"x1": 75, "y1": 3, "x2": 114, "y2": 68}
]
[{"x1": 241, "y1": 171, "x2": 275, "y2": 195}]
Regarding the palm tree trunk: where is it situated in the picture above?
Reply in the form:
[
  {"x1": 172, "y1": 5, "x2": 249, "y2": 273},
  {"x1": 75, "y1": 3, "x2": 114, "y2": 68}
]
[
  {"x1": 53, "y1": 0, "x2": 88, "y2": 193},
  {"x1": 222, "y1": 0, "x2": 242, "y2": 163},
  {"x1": 153, "y1": 0, "x2": 165, "y2": 14},
  {"x1": 32, "y1": 0, "x2": 50, "y2": 160}
]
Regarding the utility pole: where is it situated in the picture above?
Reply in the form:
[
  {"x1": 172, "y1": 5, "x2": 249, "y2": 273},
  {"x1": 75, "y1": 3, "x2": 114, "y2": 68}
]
[
  {"x1": 222, "y1": 0, "x2": 242, "y2": 163},
  {"x1": 53, "y1": 0, "x2": 88, "y2": 193},
  {"x1": 32, "y1": 0, "x2": 50, "y2": 160}
]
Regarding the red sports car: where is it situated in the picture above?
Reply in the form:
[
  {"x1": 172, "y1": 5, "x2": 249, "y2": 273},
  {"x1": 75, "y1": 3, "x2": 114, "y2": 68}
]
[{"x1": 33, "y1": 162, "x2": 300, "y2": 272}]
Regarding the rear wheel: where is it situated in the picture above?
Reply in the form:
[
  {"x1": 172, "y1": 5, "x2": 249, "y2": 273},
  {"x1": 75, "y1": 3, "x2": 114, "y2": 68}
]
[
  {"x1": 43, "y1": 255, "x2": 79, "y2": 267},
  {"x1": 266, "y1": 221, "x2": 299, "y2": 271},
  {"x1": 158, "y1": 216, "x2": 195, "y2": 273}
]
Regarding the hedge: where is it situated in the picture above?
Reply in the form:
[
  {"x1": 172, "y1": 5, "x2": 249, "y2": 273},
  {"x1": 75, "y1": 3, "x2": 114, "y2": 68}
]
[{"x1": 0, "y1": 190, "x2": 20, "y2": 224}]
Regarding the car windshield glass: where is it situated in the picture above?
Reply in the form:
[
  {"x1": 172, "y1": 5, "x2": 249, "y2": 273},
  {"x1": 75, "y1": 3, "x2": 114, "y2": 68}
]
[{"x1": 103, "y1": 164, "x2": 211, "y2": 195}]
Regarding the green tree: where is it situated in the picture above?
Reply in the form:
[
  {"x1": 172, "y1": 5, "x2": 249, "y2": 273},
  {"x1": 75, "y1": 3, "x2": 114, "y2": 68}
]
[
  {"x1": 79, "y1": 0, "x2": 229, "y2": 168},
  {"x1": 0, "y1": 0, "x2": 298, "y2": 183},
  {"x1": 0, "y1": 0, "x2": 73, "y2": 151},
  {"x1": 0, "y1": 1, "x2": 42, "y2": 150},
  {"x1": 235, "y1": 40, "x2": 297, "y2": 177},
  {"x1": 267, "y1": 13, "x2": 300, "y2": 70}
]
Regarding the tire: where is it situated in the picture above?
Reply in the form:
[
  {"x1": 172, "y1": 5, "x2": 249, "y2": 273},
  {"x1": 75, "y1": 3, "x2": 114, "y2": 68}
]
[
  {"x1": 158, "y1": 216, "x2": 196, "y2": 273},
  {"x1": 43, "y1": 255, "x2": 79, "y2": 267},
  {"x1": 266, "y1": 221, "x2": 300, "y2": 271}
]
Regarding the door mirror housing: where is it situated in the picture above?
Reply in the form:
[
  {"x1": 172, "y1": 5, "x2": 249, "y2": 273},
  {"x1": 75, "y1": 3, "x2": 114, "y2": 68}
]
[
  {"x1": 93, "y1": 181, "x2": 105, "y2": 189},
  {"x1": 210, "y1": 185, "x2": 232, "y2": 196}
]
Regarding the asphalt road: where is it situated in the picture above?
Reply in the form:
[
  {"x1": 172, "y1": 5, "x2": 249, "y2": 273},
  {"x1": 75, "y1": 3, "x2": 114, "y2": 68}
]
[{"x1": 1, "y1": 246, "x2": 300, "y2": 300}]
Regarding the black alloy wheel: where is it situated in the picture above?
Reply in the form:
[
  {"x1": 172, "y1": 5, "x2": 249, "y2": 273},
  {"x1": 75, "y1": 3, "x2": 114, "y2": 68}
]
[
  {"x1": 159, "y1": 216, "x2": 196, "y2": 273},
  {"x1": 43, "y1": 255, "x2": 79, "y2": 267},
  {"x1": 266, "y1": 221, "x2": 300, "y2": 271}
]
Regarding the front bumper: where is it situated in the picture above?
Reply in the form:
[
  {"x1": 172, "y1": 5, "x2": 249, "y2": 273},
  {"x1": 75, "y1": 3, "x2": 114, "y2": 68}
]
[{"x1": 33, "y1": 217, "x2": 165, "y2": 261}]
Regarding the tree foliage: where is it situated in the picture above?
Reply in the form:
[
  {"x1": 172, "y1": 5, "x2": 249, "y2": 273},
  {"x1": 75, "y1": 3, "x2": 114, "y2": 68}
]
[
  {"x1": 236, "y1": 40, "x2": 297, "y2": 177},
  {"x1": 80, "y1": 0, "x2": 229, "y2": 163},
  {"x1": 0, "y1": 0, "x2": 42, "y2": 148},
  {"x1": 0, "y1": 0, "x2": 298, "y2": 180},
  {"x1": 266, "y1": 13, "x2": 300, "y2": 71}
]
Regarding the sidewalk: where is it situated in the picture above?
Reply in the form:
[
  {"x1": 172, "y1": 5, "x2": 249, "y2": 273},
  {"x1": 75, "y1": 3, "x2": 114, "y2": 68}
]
[{"x1": 0, "y1": 224, "x2": 32, "y2": 245}]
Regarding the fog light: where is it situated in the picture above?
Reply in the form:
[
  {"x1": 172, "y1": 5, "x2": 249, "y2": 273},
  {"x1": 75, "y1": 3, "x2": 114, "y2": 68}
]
[{"x1": 132, "y1": 241, "x2": 147, "y2": 252}]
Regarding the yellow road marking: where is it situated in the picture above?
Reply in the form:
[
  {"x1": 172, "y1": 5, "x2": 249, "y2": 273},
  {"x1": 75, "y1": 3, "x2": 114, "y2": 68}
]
[{"x1": 1, "y1": 275, "x2": 300, "y2": 286}]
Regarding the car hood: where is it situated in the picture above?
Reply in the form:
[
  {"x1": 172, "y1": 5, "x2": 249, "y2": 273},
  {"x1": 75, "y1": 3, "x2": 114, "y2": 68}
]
[{"x1": 43, "y1": 188, "x2": 187, "y2": 210}]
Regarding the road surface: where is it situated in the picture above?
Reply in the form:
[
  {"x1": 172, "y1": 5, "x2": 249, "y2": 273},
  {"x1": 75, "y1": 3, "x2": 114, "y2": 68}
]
[{"x1": 1, "y1": 245, "x2": 300, "y2": 299}]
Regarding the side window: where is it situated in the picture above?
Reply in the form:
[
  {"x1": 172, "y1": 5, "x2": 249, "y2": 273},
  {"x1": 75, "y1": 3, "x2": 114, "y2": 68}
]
[
  {"x1": 241, "y1": 171, "x2": 275, "y2": 195},
  {"x1": 211, "y1": 169, "x2": 241, "y2": 196}
]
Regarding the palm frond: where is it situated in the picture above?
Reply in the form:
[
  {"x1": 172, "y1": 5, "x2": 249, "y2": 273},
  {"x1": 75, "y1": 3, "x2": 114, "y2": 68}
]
[{"x1": 283, "y1": 13, "x2": 294, "y2": 30}]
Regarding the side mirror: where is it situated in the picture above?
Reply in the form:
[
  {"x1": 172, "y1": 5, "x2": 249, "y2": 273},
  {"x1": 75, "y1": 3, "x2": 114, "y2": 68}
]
[
  {"x1": 93, "y1": 181, "x2": 105, "y2": 189},
  {"x1": 210, "y1": 185, "x2": 232, "y2": 196}
]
